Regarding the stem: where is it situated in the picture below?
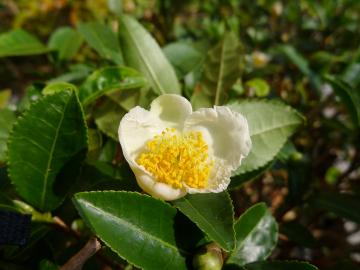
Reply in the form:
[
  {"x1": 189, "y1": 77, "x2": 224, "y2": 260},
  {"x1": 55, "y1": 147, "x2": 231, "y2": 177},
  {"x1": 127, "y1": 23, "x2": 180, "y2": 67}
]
[{"x1": 60, "y1": 237, "x2": 101, "y2": 270}]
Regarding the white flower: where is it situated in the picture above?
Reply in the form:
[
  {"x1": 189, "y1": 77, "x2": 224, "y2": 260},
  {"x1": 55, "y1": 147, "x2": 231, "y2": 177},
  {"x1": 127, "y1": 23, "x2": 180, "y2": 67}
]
[{"x1": 118, "y1": 94, "x2": 252, "y2": 201}]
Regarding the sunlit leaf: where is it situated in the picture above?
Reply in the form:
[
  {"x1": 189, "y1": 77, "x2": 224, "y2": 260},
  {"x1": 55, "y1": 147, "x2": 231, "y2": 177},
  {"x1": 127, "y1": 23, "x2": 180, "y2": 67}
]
[
  {"x1": 173, "y1": 192, "x2": 235, "y2": 251},
  {"x1": 119, "y1": 15, "x2": 181, "y2": 95},
  {"x1": 8, "y1": 90, "x2": 88, "y2": 211},
  {"x1": 227, "y1": 203, "x2": 278, "y2": 266},
  {"x1": 73, "y1": 191, "x2": 189, "y2": 270}
]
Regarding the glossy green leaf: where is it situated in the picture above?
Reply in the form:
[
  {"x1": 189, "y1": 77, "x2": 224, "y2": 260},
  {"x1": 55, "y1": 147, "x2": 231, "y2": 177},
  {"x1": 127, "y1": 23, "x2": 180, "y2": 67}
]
[
  {"x1": 228, "y1": 100, "x2": 304, "y2": 174},
  {"x1": 192, "y1": 32, "x2": 241, "y2": 108},
  {"x1": 78, "y1": 66, "x2": 146, "y2": 107},
  {"x1": 77, "y1": 22, "x2": 124, "y2": 65},
  {"x1": 163, "y1": 42, "x2": 203, "y2": 78},
  {"x1": 0, "y1": 108, "x2": 16, "y2": 163},
  {"x1": 8, "y1": 90, "x2": 88, "y2": 211},
  {"x1": 73, "y1": 191, "x2": 188, "y2": 270},
  {"x1": 0, "y1": 29, "x2": 48, "y2": 57},
  {"x1": 48, "y1": 27, "x2": 83, "y2": 61},
  {"x1": 18, "y1": 83, "x2": 45, "y2": 112},
  {"x1": 173, "y1": 192, "x2": 235, "y2": 251},
  {"x1": 309, "y1": 192, "x2": 360, "y2": 224},
  {"x1": 119, "y1": 15, "x2": 181, "y2": 95},
  {"x1": 242, "y1": 261, "x2": 318, "y2": 270},
  {"x1": 227, "y1": 203, "x2": 278, "y2": 266},
  {"x1": 94, "y1": 98, "x2": 126, "y2": 140},
  {"x1": 325, "y1": 75, "x2": 360, "y2": 127}
]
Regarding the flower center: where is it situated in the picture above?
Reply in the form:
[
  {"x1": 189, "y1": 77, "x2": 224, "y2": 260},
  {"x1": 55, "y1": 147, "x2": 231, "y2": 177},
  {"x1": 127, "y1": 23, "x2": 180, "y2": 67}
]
[{"x1": 137, "y1": 128, "x2": 213, "y2": 189}]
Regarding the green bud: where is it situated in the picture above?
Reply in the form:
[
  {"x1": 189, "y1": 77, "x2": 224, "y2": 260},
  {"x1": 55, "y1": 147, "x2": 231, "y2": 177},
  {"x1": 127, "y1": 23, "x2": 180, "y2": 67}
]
[{"x1": 193, "y1": 243, "x2": 223, "y2": 270}]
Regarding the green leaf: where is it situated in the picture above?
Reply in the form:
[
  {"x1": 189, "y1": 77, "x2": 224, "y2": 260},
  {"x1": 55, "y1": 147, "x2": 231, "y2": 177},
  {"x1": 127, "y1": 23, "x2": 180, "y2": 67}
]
[
  {"x1": 228, "y1": 100, "x2": 304, "y2": 174},
  {"x1": 227, "y1": 203, "x2": 278, "y2": 266},
  {"x1": 8, "y1": 90, "x2": 88, "y2": 211},
  {"x1": 325, "y1": 75, "x2": 360, "y2": 127},
  {"x1": 229, "y1": 161, "x2": 274, "y2": 189},
  {"x1": 107, "y1": 0, "x2": 122, "y2": 15},
  {"x1": 119, "y1": 15, "x2": 181, "y2": 95},
  {"x1": 94, "y1": 98, "x2": 126, "y2": 140},
  {"x1": 73, "y1": 191, "x2": 188, "y2": 270},
  {"x1": 173, "y1": 192, "x2": 235, "y2": 251},
  {"x1": 0, "y1": 89, "x2": 12, "y2": 109},
  {"x1": 42, "y1": 82, "x2": 77, "y2": 95},
  {"x1": 245, "y1": 78, "x2": 270, "y2": 97},
  {"x1": 192, "y1": 32, "x2": 241, "y2": 107},
  {"x1": 242, "y1": 261, "x2": 318, "y2": 270},
  {"x1": 79, "y1": 66, "x2": 146, "y2": 107},
  {"x1": 0, "y1": 29, "x2": 48, "y2": 57},
  {"x1": 309, "y1": 192, "x2": 360, "y2": 224},
  {"x1": 163, "y1": 42, "x2": 203, "y2": 78},
  {"x1": 77, "y1": 22, "x2": 124, "y2": 65},
  {"x1": 0, "y1": 108, "x2": 16, "y2": 163},
  {"x1": 48, "y1": 27, "x2": 83, "y2": 61}
]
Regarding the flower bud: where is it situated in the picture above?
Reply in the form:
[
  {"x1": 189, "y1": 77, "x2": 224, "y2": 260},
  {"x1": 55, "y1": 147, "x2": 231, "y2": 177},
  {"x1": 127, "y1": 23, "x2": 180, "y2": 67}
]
[{"x1": 193, "y1": 243, "x2": 223, "y2": 270}]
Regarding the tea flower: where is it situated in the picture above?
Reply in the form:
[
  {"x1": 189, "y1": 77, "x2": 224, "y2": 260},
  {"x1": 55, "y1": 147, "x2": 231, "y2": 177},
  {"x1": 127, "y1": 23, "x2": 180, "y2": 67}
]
[{"x1": 118, "y1": 94, "x2": 252, "y2": 201}]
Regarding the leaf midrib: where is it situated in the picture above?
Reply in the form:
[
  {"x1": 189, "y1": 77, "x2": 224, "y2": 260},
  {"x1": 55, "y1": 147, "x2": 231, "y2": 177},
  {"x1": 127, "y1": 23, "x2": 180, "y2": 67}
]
[
  {"x1": 40, "y1": 94, "x2": 71, "y2": 209},
  {"x1": 121, "y1": 17, "x2": 165, "y2": 95},
  {"x1": 78, "y1": 198, "x2": 187, "y2": 255}
]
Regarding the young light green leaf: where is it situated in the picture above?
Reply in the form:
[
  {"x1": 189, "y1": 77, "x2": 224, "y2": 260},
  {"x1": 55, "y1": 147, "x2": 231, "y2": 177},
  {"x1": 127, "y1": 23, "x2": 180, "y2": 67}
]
[
  {"x1": 8, "y1": 90, "x2": 88, "y2": 211},
  {"x1": 0, "y1": 29, "x2": 48, "y2": 57},
  {"x1": 228, "y1": 100, "x2": 304, "y2": 175},
  {"x1": 245, "y1": 78, "x2": 270, "y2": 97},
  {"x1": 42, "y1": 82, "x2": 77, "y2": 95},
  {"x1": 119, "y1": 15, "x2": 181, "y2": 95},
  {"x1": 77, "y1": 22, "x2": 124, "y2": 65},
  {"x1": 78, "y1": 66, "x2": 146, "y2": 107},
  {"x1": 48, "y1": 27, "x2": 83, "y2": 61},
  {"x1": 192, "y1": 32, "x2": 241, "y2": 108},
  {"x1": 0, "y1": 108, "x2": 16, "y2": 163},
  {"x1": 173, "y1": 192, "x2": 235, "y2": 251},
  {"x1": 309, "y1": 192, "x2": 360, "y2": 224},
  {"x1": 242, "y1": 261, "x2": 318, "y2": 270},
  {"x1": 73, "y1": 191, "x2": 188, "y2": 270},
  {"x1": 227, "y1": 203, "x2": 278, "y2": 266}
]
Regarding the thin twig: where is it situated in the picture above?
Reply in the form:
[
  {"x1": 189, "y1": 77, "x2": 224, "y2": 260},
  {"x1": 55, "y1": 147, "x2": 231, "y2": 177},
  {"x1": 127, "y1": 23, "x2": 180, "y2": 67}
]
[{"x1": 61, "y1": 237, "x2": 101, "y2": 270}]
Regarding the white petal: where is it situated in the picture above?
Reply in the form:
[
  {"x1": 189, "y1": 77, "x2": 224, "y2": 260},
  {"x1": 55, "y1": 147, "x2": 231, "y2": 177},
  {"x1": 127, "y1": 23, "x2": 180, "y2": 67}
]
[
  {"x1": 150, "y1": 94, "x2": 192, "y2": 129},
  {"x1": 184, "y1": 106, "x2": 251, "y2": 193},
  {"x1": 118, "y1": 99, "x2": 188, "y2": 201},
  {"x1": 184, "y1": 106, "x2": 251, "y2": 170},
  {"x1": 186, "y1": 158, "x2": 232, "y2": 194},
  {"x1": 131, "y1": 165, "x2": 186, "y2": 200},
  {"x1": 118, "y1": 106, "x2": 165, "y2": 165}
]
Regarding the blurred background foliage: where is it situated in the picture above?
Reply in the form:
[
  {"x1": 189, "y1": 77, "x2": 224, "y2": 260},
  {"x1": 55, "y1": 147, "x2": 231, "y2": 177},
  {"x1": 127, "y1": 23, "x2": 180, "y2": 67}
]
[{"x1": 1, "y1": 0, "x2": 360, "y2": 269}]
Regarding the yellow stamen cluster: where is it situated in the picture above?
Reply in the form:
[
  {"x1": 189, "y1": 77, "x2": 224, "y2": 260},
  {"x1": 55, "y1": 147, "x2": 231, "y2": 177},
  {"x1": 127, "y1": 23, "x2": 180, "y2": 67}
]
[{"x1": 137, "y1": 128, "x2": 213, "y2": 189}]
